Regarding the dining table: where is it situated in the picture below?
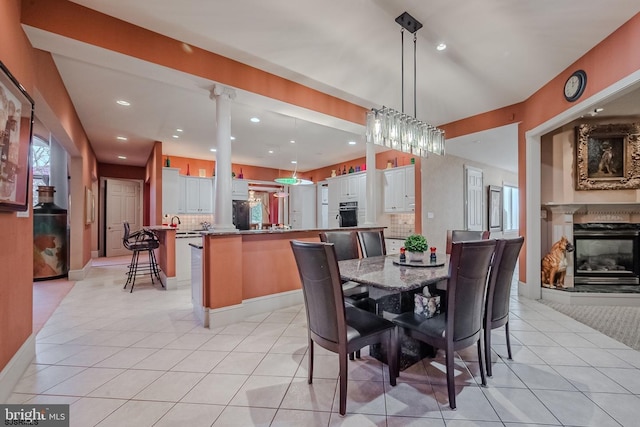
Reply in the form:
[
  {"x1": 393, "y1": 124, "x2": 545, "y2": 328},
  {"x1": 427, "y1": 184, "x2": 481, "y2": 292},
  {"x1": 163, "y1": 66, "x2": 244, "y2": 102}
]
[{"x1": 339, "y1": 253, "x2": 450, "y2": 370}]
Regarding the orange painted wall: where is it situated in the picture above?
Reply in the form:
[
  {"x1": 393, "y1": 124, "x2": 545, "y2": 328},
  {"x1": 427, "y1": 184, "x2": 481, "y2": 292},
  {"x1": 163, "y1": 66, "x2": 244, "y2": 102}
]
[
  {"x1": 98, "y1": 163, "x2": 145, "y2": 180},
  {"x1": 0, "y1": 0, "x2": 35, "y2": 374},
  {"x1": 166, "y1": 155, "x2": 311, "y2": 182},
  {"x1": 146, "y1": 142, "x2": 162, "y2": 225}
]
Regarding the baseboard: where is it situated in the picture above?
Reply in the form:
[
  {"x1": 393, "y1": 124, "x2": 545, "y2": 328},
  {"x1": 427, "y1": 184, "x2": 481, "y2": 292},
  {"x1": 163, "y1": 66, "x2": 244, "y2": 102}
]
[
  {"x1": 68, "y1": 259, "x2": 91, "y2": 281},
  {"x1": 207, "y1": 289, "x2": 303, "y2": 328},
  {"x1": 0, "y1": 334, "x2": 35, "y2": 403},
  {"x1": 160, "y1": 273, "x2": 177, "y2": 290}
]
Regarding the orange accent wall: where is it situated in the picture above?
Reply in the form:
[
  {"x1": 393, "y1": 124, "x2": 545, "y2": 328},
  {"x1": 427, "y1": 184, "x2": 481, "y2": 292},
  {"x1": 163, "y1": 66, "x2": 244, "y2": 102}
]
[
  {"x1": 0, "y1": 0, "x2": 36, "y2": 373},
  {"x1": 98, "y1": 163, "x2": 145, "y2": 180}
]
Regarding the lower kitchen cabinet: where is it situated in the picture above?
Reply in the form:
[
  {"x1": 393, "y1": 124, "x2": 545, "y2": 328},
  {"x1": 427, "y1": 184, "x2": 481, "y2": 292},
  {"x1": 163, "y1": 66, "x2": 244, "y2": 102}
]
[
  {"x1": 385, "y1": 238, "x2": 405, "y2": 254},
  {"x1": 176, "y1": 236, "x2": 202, "y2": 283}
]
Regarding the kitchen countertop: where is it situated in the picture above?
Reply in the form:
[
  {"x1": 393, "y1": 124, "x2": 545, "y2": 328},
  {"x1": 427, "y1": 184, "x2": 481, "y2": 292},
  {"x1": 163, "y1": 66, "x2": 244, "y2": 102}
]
[{"x1": 200, "y1": 226, "x2": 386, "y2": 237}]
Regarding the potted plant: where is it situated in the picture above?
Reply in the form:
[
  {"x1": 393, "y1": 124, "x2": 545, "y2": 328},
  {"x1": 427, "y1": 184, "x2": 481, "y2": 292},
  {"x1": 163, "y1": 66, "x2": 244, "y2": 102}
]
[{"x1": 404, "y1": 234, "x2": 428, "y2": 262}]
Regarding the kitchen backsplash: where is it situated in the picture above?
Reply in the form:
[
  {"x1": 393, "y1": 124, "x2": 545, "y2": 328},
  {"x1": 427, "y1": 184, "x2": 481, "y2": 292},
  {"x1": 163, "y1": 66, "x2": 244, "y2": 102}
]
[
  {"x1": 163, "y1": 214, "x2": 214, "y2": 230},
  {"x1": 387, "y1": 213, "x2": 415, "y2": 239}
]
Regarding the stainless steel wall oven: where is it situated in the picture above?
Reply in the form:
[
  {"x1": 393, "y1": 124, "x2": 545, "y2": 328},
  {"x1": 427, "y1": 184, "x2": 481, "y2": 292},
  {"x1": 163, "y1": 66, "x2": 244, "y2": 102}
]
[{"x1": 338, "y1": 201, "x2": 358, "y2": 227}]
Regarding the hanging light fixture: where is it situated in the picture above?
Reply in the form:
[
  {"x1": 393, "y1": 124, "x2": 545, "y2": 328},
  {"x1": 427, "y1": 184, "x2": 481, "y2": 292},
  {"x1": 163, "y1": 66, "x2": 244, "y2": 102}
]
[
  {"x1": 274, "y1": 118, "x2": 314, "y2": 186},
  {"x1": 365, "y1": 12, "x2": 445, "y2": 157}
]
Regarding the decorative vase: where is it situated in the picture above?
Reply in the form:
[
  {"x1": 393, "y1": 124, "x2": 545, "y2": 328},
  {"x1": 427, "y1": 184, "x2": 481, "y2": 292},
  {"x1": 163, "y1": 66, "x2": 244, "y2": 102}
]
[{"x1": 407, "y1": 251, "x2": 425, "y2": 263}]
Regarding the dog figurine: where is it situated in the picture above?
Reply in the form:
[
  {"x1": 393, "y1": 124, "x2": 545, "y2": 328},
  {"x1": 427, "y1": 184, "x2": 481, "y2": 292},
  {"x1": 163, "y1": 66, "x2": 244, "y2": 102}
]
[{"x1": 541, "y1": 236, "x2": 574, "y2": 288}]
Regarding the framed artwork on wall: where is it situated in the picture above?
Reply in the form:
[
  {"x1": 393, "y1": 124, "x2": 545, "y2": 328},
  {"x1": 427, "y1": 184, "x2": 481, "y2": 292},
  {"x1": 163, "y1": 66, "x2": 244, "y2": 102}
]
[
  {"x1": 85, "y1": 187, "x2": 95, "y2": 224},
  {"x1": 0, "y1": 61, "x2": 35, "y2": 212},
  {"x1": 576, "y1": 123, "x2": 640, "y2": 190},
  {"x1": 489, "y1": 185, "x2": 502, "y2": 232}
]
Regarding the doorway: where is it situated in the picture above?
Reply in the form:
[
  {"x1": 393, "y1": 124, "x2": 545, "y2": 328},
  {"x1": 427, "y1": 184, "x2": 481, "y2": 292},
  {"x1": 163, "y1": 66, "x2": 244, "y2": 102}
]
[{"x1": 102, "y1": 178, "x2": 143, "y2": 257}]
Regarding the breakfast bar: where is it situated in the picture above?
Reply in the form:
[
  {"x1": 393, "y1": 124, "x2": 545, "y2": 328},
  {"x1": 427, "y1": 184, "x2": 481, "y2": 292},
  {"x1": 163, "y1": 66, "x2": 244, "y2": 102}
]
[{"x1": 196, "y1": 227, "x2": 387, "y2": 328}]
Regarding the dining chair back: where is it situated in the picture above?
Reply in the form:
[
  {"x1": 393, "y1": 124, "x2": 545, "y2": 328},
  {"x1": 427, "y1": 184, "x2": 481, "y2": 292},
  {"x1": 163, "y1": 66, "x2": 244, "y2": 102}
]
[
  {"x1": 446, "y1": 229, "x2": 490, "y2": 254},
  {"x1": 290, "y1": 240, "x2": 397, "y2": 415},
  {"x1": 357, "y1": 230, "x2": 387, "y2": 258},
  {"x1": 484, "y1": 236, "x2": 524, "y2": 376},
  {"x1": 319, "y1": 231, "x2": 360, "y2": 260},
  {"x1": 392, "y1": 239, "x2": 497, "y2": 409}
]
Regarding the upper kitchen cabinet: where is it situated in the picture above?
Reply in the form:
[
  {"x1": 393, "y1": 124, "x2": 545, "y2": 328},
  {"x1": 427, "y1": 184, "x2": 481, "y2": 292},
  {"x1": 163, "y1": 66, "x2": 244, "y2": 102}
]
[
  {"x1": 383, "y1": 165, "x2": 415, "y2": 213},
  {"x1": 232, "y1": 179, "x2": 249, "y2": 200},
  {"x1": 185, "y1": 176, "x2": 214, "y2": 214},
  {"x1": 162, "y1": 167, "x2": 180, "y2": 215},
  {"x1": 338, "y1": 171, "x2": 366, "y2": 202}
]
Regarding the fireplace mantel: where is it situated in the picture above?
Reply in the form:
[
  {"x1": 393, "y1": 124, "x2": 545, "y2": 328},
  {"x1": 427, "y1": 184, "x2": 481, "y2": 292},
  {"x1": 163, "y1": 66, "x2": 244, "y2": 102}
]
[{"x1": 543, "y1": 203, "x2": 640, "y2": 217}]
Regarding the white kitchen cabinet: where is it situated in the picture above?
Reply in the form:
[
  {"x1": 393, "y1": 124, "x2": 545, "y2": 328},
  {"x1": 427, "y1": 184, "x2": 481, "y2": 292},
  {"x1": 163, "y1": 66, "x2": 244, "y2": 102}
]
[
  {"x1": 337, "y1": 172, "x2": 365, "y2": 202},
  {"x1": 162, "y1": 167, "x2": 180, "y2": 215},
  {"x1": 177, "y1": 176, "x2": 186, "y2": 213},
  {"x1": 176, "y1": 236, "x2": 202, "y2": 283},
  {"x1": 232, "y1": 179, "x2": 249, "y2": 200},
  {"x1": 327, "y1": 179, "x2": 340, "y2": 228},
  {"x1": 290, "y1": 185, "x2": 316, "y2": 229},
  {"x1": 383, "y1": 165, "x2": 415, "y2": 213},
  {"x1": 185, "y1": 176, "x2": 213, "y2": 213},
  {"x1": 385, "y1": 238, "x2": 405, "y2": 254}
]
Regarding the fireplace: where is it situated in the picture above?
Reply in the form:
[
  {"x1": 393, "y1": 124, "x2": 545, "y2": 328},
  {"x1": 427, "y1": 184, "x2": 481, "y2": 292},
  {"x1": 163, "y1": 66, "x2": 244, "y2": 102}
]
[{"x1": 573, "y1": 223, "x2": 640, "y2": 285}]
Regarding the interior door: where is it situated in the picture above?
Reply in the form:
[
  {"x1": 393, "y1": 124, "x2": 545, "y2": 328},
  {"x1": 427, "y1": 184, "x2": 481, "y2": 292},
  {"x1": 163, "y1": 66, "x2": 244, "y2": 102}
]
[
  {"x1": 465, "y1": 166, "x2": 483, "y2": 231},
  {"x1": 105, "y1": 178, "x2": 142, "y2": 257}
]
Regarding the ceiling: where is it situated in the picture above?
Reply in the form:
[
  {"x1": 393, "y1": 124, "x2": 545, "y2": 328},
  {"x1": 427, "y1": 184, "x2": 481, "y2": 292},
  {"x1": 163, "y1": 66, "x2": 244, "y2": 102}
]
[{"x1": 23, "y1": 1, "x2": 640, "y2": 174}]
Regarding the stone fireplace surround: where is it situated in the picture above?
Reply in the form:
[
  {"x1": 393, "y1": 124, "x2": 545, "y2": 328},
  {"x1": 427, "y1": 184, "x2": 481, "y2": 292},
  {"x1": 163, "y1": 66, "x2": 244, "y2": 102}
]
[{"x1": 541, "y1": 203, "x2": 640, "y2": 306}]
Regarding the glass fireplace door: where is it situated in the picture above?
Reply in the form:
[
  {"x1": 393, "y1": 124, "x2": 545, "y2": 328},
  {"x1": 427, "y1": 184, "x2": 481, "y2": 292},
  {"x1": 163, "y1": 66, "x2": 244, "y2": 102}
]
[{"x1": 574, "y1": 230, "x2": 640, "y2": 285}]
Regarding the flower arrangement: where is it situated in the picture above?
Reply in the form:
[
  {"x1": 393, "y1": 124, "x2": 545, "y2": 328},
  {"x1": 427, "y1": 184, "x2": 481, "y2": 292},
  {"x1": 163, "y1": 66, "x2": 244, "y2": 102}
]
[{"x1": 404, "y1": 234, "x2": 428, "y2": 253}]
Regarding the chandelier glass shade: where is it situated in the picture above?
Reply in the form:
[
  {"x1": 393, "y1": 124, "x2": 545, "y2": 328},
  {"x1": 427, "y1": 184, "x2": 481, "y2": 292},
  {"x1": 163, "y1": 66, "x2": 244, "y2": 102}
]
[
  {"x1": 273, "y1": 175, "x2": 313, "y2": 186},
  {"x1": 366, "y1": 107, "x2": 445, "y2": 157},
  {"x1": 365, "y1": 12, "x2": 446, "y2": 158}
]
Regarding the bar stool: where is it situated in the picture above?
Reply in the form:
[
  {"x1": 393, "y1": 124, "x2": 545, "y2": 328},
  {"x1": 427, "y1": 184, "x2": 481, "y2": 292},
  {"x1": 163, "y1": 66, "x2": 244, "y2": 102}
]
[{"x1": 122, "y1": 222, "x2": 163, "y2": 292}]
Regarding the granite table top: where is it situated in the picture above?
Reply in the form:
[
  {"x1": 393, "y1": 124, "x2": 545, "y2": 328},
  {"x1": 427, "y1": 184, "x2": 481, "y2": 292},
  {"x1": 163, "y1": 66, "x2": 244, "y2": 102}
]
[{"x1": 339, "y1": 254, "x2": 450, "y2": 292}]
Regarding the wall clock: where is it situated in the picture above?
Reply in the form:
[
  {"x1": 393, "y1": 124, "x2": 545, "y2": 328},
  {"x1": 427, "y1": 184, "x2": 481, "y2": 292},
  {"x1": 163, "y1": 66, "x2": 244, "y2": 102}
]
[{"x1": 564, "y1": 70, "x2": 587, "y2": 102}]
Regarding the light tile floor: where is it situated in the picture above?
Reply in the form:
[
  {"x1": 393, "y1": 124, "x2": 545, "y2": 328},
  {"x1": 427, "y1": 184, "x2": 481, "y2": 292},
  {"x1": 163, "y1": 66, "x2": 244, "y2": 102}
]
[{"x1": 9, "y1": 260, "x2": 640, "y2": 426}]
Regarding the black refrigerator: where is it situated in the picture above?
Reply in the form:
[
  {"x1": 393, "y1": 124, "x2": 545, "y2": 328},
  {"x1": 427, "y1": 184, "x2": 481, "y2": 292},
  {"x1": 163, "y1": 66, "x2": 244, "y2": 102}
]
[{"x1": 232, "y1": 200, "x2": 251, "y2": 230}]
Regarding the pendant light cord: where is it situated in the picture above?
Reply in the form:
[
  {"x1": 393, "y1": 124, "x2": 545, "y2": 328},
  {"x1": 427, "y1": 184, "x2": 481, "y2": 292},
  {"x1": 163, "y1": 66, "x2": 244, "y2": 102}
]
[
  {"x1": 401, "y1": 28, "x2": 404, "y2": 114},
  {"x1": 414, "y1": 32, "x2": 417, "y2": 118}
]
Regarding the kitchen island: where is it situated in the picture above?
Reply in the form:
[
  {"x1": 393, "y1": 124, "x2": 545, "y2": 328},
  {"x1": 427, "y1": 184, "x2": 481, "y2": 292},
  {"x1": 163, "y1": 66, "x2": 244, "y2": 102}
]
[{"x1": 196, "y1": 227, "x2": 386, "y2": 328}]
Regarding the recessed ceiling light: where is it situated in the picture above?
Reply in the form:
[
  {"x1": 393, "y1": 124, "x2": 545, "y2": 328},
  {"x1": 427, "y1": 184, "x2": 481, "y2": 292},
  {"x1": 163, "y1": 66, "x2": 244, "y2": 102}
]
[
  {"x1": 230, "y1": 136, "x2": 236, "y2": 140},
  {"x1": 210, "y1": 148, "x2": 217, "y2": 152},
  {"x1": 116, "y1": 100, "x2": 130, "y2": 106},
  {"x1": 436, "y1": 43, "x2": 447, "y2": 51},
  {"x1": 116, "y1": 136, "x2": 127, "y2": 141},
  {"x1": 176, "y1": 128, "x2": 183, "y2": 132},
  {"x1": 291, "y1": 160, "x2": 297, "y2": 164},
  {"x1": 290, "y1": 140, "x2": 295, "y2": 144},
  {"x1": 595, "y1": 107, "x2": 604, "y2": 113},
  {"x1": 348, "y1": 141, "x2": 356, "y2": 145},
  {"x1": 118, "y1": 155, "x2": 127, "y2": 159},
  {"x1": 172, "y1": 135, "x2": 179, "y2": 139},
  {"x1": 250, "y1": 117, "x2": 260, "y2": 123},
  {"x1": 268, "y1": 150, "x2": 274, "y2": 154}
]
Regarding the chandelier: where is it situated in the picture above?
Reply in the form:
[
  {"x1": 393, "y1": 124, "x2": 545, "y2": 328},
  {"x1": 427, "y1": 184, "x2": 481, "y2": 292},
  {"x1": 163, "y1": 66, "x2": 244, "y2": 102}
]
[{"x1": 365, "y1": 12, "x2": 445, "y2": 157}]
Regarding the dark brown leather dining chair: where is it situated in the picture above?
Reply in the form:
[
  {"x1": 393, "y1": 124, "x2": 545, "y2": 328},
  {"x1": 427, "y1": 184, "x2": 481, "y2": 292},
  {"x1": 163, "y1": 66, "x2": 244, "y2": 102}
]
[
  {"x1": 392, "y1": 239, "x2": 497, "y2": 409},
  {"x1": 357, "y1": 230, "x2": 386, "y2": 258},
  {"x1": 289, "y1": 240, "x2": 397, "y2": 416},
  {"x1": 446, "y1": 229, "x2": 490, "y2": 254},
  {"x1": 484, "y1": 236, "x2": 524, "y2": 377}
]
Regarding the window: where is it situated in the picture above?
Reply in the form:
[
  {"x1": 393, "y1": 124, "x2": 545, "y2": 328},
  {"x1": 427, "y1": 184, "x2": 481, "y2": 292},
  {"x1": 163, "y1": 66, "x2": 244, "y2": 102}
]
[
  {"x1": 32, "y1": 136, "x2": 50, "y2": 205},
  {"x1": 503, "y1": 184, "x2": 519, "y2": 232}
]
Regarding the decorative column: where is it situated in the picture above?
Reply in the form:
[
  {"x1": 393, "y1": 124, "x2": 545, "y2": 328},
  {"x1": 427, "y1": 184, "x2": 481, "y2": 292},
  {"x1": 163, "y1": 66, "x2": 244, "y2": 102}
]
[
  {"x1": 210, "y1": 85, "x2": 237, "y2": 231},
  {"x1": 363, "y1": 138, "x2": 377, "y2": 226}
]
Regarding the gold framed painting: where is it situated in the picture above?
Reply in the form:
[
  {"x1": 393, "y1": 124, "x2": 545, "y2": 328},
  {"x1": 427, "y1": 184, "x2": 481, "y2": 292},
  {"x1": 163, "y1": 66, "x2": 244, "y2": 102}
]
[
  {"x1": 0, "y1": 61, "x2": 35, "y2": 211},
  {"x1": 85, "y1": 187, "x2": 94, "y2": 224},
  {"x1": 575, "y1": 123, "x2": 640, "y2": 190}
]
